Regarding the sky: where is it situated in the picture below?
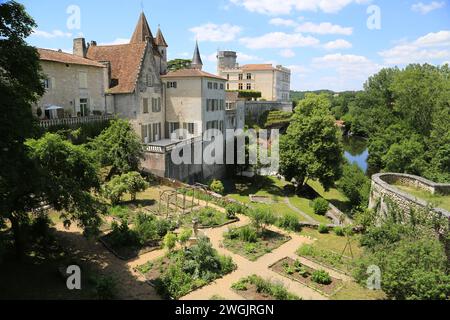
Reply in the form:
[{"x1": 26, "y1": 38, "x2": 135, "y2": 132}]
[{"x1": 21, "y1": 0, "x2": 450, "y2": 91}]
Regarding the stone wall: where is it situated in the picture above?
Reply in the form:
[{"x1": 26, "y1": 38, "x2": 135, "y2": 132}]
[
  {"x1": 244, "y1": 101, "x2": 292, "y2": 125},
  {"x1": 369, "y1": 173, "x2": 450, "y2": 222}
]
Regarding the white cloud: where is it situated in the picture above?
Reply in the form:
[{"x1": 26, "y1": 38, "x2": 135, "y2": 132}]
[
  {"x1": 312, "y1": 53, "x2": 381, "y2": 79},
  {"x1": 237, "y1": 52, "x2": 263, "y2": 61},
  {"x1": 279, "y1": 49, "x2": 296, "y2": 58},
  {"x1": 31, "y1": 29, "x2": 72, "y2": 39},
  {"x1": 379, "y1": 30, "x2": 450, "y2": 65},
  {"x1": 98, "y1": 38, "x2": 130, "y2": 45},
  {"x1": 230, "y1": 0, "x2": 370, "y2": 15},
  {"x1": 287, "y1": 64, "x2": 309, "y2": 74},
  {"x1": 324, "y1": 39, "x2": 353, "y2": 50},
  {"x1": 295, "y1": 22, "x2": 353, "y2": 35},
  {"x1": 269, "y1": 18, "x2": 298, "y2": 27},
  {"x1": 240, "y1": 32, "x2": 319, "y2": 49},
  {"x1": 411, "y1": 1, "x2": 445, "y2": 14},
  {"x1": 189, "y1": 23, "x2": 242, "y2": 42}
]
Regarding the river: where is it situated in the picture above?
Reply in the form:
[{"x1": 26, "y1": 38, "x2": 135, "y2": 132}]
[{"x1": 343, "y1": 136, "x2": 369, "y2": 173}]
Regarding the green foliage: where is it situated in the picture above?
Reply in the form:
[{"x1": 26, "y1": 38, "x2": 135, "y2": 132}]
[
  {"x1": 102, "y1": 172, "x2": 149, "y2": 205},
  {"x1": 167, "y1": 58, "x2": 191, "y2": 72},
  {"x1": 226, "y1": 226, "x2": 258, "y2": 243},
  {"x1": 249, "y1": 208, "x2": 276, "y2": 233},
  {"x1": 312, "y1": 198, "x2": 329, "y2": 216},
  {"x1": 89, "y1": 119, "x2": 143, "y2": 176},
  {"x1": 107, "y1": 206, "x2": 130, "y2": 220},
  {"x1": 108, "y1": 220, "x2": 140, "y2": 247},
  {"x1": 232, "y1": 275, "x2": 300, "y2": 300},
  {"x1": 311, "y1": 270, "x2": 332, "y2": 285},
  {"x1": 280, "y1": 94, "x2": 344, "y2": 190},
  {"x1": 263, "y1": 110, "x2": 292, "y2": 128},
  {"x1": 134, "y1": 212, "x2": 172, "y2": 244},
  {"x1": 178, "y1": 229, "x2": 193, "y2": 247},
  {"x1": 227, "y1": 90, "x2": 262, "y2": 100},
  {"x1": 318, "y1": 224, "x2": 329, "y2": 234},
  {"x1": 209, "y1": 179, "x2": 225, "y2": 195},
  {"x1": 163, "y1": 233, "x2": 177, "y2": 252},
  {"x1": 154, "y1": 237, "x2": 236, "y2": 299},
  {"x1": 225, "y1": 203, "x2": 246, "y2": 219},
  {"x1": 277, "y1": 213, "x2": 301, "y2": 232},
  {"x1": 91, "y1": 276, "x2": 117, "y2": 300},
  {"x1": 333, "y1": 226, "x2": 345, "y2": 237},
  {"x1": 337, "y1": 163, "x2": 371, "y2": 211}
]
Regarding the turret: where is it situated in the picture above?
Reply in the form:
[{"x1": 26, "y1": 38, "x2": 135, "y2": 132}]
[
  {"x1": 217, "y1": 51, "x2": 237, "y2": 73},
  {"x1": 191, "y1": 41, "x2": 203, "y2": 70}
]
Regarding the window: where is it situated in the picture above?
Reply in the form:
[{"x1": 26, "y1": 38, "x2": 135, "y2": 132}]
[
  {"x1": 227, "y1": 74, "x2": 230, "y2": 80},
  {"x1": 79, "y1": 98, "x2": 89, "y2": 117},
  {"x1": 152, "y1": 97, "x2": 161, "y2": 112},
  {"x1": 167, "y1": 81, "x2": 177, "y2": 88},
  {"x1": 208, "y1": 82, "x2": 213, "y2": 89},
  {"x1": 246, "y1": 83, "x2": 252, "y2": 90},
  {"x1": 141, "y1": 124, "x2": 149, "y2": 143},
  {"x1": 219, "y1": 100, "x2": 224, "y2": 111},
  {"x1": 238, "y1": 83, "x2": 243, "y2": 90},
  {"x1": 183, "y1": 123, "x2": 195, "y2": 135},
  {"x1": 238, "y1": 74, "x2": 243, "y2": 80},
  {"x1": 152, "y1": 123, "x2": 161, "y2": 141},
  {"x1": 143, "y1": 98, "x2": 149, "y2": 114},
  {"x1": 43, "y1": 78, "x2": 51, "y2": 89},
  {"x1": 146, "y1": 74, "x2": 153, "y2": 87},
  {"x1": 220, "y1": 83, "x2": 224, "y2": 90},
  {"x1": 79, "y1": 72, "x2": 87, "y2": 89},
  {"x1": 219, "y1": 120, "x2": 224, "y2": 132},
  {"x1": 214, "y1": 83, "x2": 218, "y2": 90},
  {"x1": 168, "y1": 122, "x2": 180, "y2": 137},
  {"x1": 247, "y1": 73, "x2": 252, "y2": 80},
  {"x1": 227, "y1": 83, "x2": 230, "y2": 90}
]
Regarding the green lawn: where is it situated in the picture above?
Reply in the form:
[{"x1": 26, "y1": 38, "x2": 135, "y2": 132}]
[
  {"x1": 307, "y1": 180, "x2": 352, "y2": 214},
  {"x1": 225, "y1": 176, "x2": 342, "y2": 224},
  {"x1": 393, "y1": 184, "x2": 450, "y2": 211}
]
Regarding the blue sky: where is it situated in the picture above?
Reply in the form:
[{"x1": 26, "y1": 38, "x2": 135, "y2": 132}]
[{"x1": 22, "y1": 0, "x2": 450, "y2": 91}]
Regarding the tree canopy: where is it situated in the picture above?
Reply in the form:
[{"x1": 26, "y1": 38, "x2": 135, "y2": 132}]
[
  {"x1": 280, "y1": 93, "x2": 343, "y2": 190},
  {"x1": 167, "y1": 59, "x2": 191, "y2": 72}
]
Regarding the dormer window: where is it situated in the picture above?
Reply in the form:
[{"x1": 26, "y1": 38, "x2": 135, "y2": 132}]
[{"x1": 146, "y1": 74, "x2": 154, "y2": 87}]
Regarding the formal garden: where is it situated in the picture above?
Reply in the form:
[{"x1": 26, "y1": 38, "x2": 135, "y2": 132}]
[{"x1": 231, "y1": 275, "x2": 300, "y2": 300}]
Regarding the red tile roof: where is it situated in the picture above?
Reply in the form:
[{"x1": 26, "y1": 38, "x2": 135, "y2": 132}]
[
  {"x1": 161, "y1": 68, "x2": 226, "y2": 80},
  {"x1": 87, "y1": 43, "x2": 147, "y2": 94},
  {"x1": 37, "y1": 48, "x2": 106, "y2": 68},
  {"x1": 241, "y1": 64, "x2": 275, "y2": 71}
]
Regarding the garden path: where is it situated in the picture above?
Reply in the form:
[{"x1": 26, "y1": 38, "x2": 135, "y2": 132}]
[{"x1": 180, "y1": 214, "x2": 349, "y2": 300}]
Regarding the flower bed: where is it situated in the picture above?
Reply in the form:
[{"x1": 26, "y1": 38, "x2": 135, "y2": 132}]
[
  {"x1": 223, "y1": 227, "x2": 291, "y2": 261},
  {"x1": 270, "y1": 257, "x2": 343, "y2": 297},
  {"x1": 232, "y1": 275, "x2": 300, "y2": 300},
  {"x1": 180, "y1": 207, "x2": 238, "y2": 228}
]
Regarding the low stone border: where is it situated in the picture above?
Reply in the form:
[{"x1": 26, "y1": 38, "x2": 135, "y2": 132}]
[
  {"x1": 297, "y1": 255, "x2": 354, "y2": 277},
  {"x1": 98, "y1": 236, "x2": 161, "y2": 261},
  {"x1": 197, "y1": 218, "x2": 240, "y2": 230},
  {"x1": 269, "y1": 257, "x2": 345, "y2": 298}
]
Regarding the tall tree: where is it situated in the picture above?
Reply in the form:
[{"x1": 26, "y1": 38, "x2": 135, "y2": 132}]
[
  {"x1": 280, "y1": 94, "x2": 343, "y2": 191},
  {"x1": 89, "y1": 119, "x2": 144, "y2": 178},
  {"x1": 167, "y1": 59, "x2": 191, "y2": 72}
]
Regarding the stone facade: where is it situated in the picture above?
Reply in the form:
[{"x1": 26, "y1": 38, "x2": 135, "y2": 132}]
[
  {"x1": 369, "y1": 173, "x2": 450, "y2": 222},
  {"x1": 217, "y1": 51, "x2": 291, "y2": 102},
  {"x1": 35, "y1": 53, "x2": 107, "y2": 119}
]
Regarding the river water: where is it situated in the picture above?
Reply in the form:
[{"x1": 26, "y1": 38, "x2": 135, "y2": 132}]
[{"x1": 343, "y1": 136, "x2": 369, "y2": 173}]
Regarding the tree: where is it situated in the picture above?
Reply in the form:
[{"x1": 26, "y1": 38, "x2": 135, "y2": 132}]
[
  {"x1": 122, "y1": 172, "x2": 149, "y2": 201},
  {"x1": 163, "y1": 233, "x2": 177, "y2": 252},
  {"x1": 249, "y1": 208, "x2": 276, "y2": 233},
  {"x1": 90, "y1": 119, "x2": 143, "y2": 178},
  {"x1": 280, "y1": 94, "x2": 343, "y2": 191},
  {"x1": 102, "y1": 172, "x2": 149, "y2": 204},
  {"x1": 167, "y1": 59, "x2": 191, "y2": 72},
  {"x1": 337, "y1": 163, "x2": 371, "y2": 210}
]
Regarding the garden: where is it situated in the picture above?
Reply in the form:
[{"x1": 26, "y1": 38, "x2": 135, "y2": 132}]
[
  {"x1": 231, "y1": 275, "x2": 300, "y2": 300},
  {"x1": 136, "y1": 237, "x2": 236, "y2": 299},
  {"x1": 271, "y1": 257, "x2": 343, "y2": 297},
  {"x1": 223, "y1": 208, "x2": 291, "y2": 261}
]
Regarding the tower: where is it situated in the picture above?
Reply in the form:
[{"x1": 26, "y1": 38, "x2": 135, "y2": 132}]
[
  {"x1": 130, "y1": 12, "x2": 154, "y2": 43},
  {"x1": 191, "y1": 41, "x2": 203, "y2": 70},
  {"x1": 217, "y1": 51, "x2": 237, "y2": 73},
  {"x1": 155, "y1": 26, "x2": 168, "y2": 74}
]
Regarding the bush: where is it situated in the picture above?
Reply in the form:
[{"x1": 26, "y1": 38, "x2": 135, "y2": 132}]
[
  {"x1": 108, "y1": 205, "x2": 130, "y2": 220},
  {"x1": 249, "y1": 208, "x2": 276, "y2": 233},
  {"x1": 226, "y1": 203, "x2": 246, "y2": 219},
  {"x1": 163, "y1": 233, "x2": 177, "y2": 251},
  {"x1": 102, "y1": 172, "x2": 149, "y2": 204},
  {"x1": 209, "y1": 180, "x2": 225, "y2": 195},
  {"x1": 313, "y1": 198, "x2": 329, "y2": 215},
  {"x1": 133, "y1": 212, "x2": 173, "y2": 245},
  {"x1": 108, "y1": 220, "x2": 140, "y2": 247},
  {"x1": 239, "y1": 226, "x2": 258, "y2": 243},
  {"x1": 92, "y1": 276, "x2": 117, "y2": 300},
  {"x1": 311, "y1": 270, "x2": 332, "y2": 285},
  {"x1": 334, "y1": 226, "x2": 345, "y2": 237},
  {"x1": 277, "y1": 213, "x2": 301, "y2": 232},
  {"x1": 232, "y1": 281, "x2": 248, "y2": 291},
  {"x1": 318, "y1": 224, "x2": 329, "y2": 234}
]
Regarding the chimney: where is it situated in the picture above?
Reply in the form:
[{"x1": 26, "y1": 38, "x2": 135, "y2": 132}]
[
  {"x1": 90, "y1": 40, "x2": 97, "y2": 47},
  {"x1": 73, "y1": 38, "x2": 87, "y2": 58}
]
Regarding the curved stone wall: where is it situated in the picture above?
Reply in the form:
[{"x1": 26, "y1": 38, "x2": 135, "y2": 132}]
[{"x1": 369, "y1": 173, "x2": 450, "y2": 220}]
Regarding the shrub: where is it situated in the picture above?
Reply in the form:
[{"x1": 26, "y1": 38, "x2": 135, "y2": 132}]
[
  {"x1": 163, "y1": 233, "x2": 177, "y2": 252},
  {"x1": 232, "y1": 281, "x2": 248, "y2": 291},
  {"x1": 277, "y1": 213, "x2": 301, "y2": 232},
  {"x1": 318, "y1": 224, "x2": 329, "y2": 234},
  {"x1": 249, "y1": 208, "x2": 276, "y2": 233},
  {"x1": 121, "y1": 172, "x2": 149, "y2": 201},
  {"x1": 178, "y1": 228, "x2": 193, "y2": 248},
  {"x1": 108, "y1": 220, "x2": 140, "y2": 247},
  {"x1": 209, "y1": 179, "x2": 225, "y2": 195},
  {"x1": 311, "y1": 270, "x2": 332, "y2": 285},
  {"x1": 102, "y1": 172, "x2": 148, "y2": 204},
  {"x1": 239, "y1": 226, "x2": 258, "y2": 243},
  {"x1": 226, "y1": 203, "x2": 246, "y2": 219},
  {"x1": 108, "y1": 205, "x2": 130, "y2": 220},
  {"x1": 92, "y1": 276, "x2": 117, "y2": 300},
  {"x1": 334, "y1": 226, "x2": 345, "y2": 237},
  {"x1": 313, "y1": 198, "x2": 329, "y2": 216}
]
